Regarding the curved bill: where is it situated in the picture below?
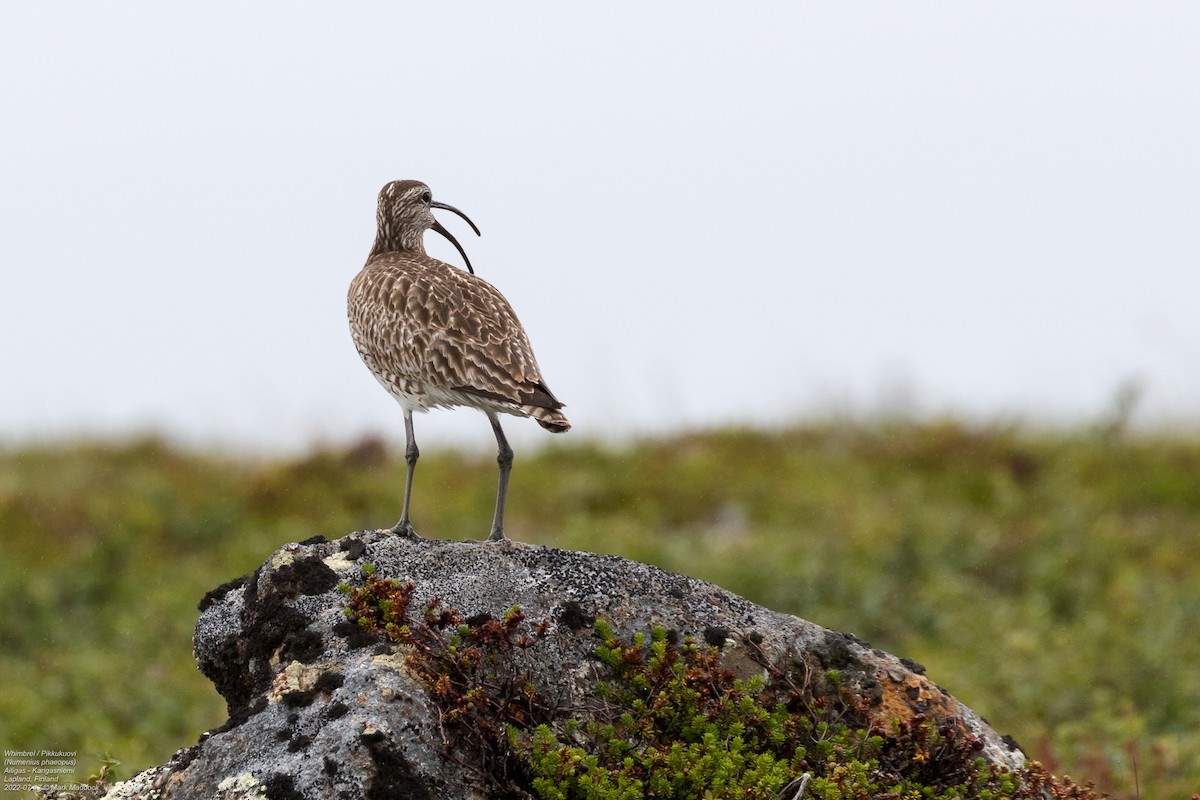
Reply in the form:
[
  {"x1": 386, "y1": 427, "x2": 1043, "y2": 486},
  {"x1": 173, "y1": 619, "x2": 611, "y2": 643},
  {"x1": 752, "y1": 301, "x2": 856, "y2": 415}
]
[{"x1": 431, "y1": 200, "x2": 481, "y2": 275}]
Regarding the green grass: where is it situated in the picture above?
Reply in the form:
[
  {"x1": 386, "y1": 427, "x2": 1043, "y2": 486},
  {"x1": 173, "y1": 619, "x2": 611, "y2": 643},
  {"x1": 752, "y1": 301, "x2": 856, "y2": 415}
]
[{"x1": 1, "y1": 421, "x2": 1197, "y2": 798}]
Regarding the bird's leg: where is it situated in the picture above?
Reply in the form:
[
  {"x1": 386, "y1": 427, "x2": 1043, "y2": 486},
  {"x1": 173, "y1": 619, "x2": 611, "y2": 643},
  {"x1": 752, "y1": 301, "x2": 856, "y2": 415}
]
[
  {"x1": 486, "y1": 411, "x2": 514, "y2": 542},
  {"x1": 390, "y1": 409, "x2": 419, "y2": 536}
]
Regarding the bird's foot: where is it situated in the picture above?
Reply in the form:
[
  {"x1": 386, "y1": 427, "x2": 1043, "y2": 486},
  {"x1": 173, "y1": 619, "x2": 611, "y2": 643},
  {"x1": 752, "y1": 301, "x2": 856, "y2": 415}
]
[
  {"x1": 389, "y1": 520, "x2": 418, "y2": 538},
  {"x1": 485, "y1": 527, "x2": 506, "y2": 543}
]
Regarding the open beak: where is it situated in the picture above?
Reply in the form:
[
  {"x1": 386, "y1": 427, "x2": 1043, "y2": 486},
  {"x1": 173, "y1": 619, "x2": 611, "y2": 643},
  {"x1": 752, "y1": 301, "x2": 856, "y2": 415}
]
[{"x1": 431, "y1": 200, "x2": 481, "y2": 274}]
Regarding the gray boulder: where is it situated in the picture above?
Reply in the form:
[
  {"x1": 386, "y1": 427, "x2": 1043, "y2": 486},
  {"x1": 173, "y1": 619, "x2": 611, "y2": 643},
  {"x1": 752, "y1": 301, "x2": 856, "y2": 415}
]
[{"x1": 76, "y1": 530, "x2": 1027, "y2": 799}]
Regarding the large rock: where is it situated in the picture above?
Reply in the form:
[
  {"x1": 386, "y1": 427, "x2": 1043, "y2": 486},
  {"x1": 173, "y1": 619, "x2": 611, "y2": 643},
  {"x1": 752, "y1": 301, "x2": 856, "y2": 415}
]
[{"x1": 85, "y1": 530, "x2": 1027, "y2": 798}]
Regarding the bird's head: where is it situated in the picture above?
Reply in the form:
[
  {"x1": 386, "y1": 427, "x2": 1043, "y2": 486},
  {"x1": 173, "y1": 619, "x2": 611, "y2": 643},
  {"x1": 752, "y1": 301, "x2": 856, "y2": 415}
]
[{"x1": 372, "y1": 179, "x2": 481, "y2": 273}]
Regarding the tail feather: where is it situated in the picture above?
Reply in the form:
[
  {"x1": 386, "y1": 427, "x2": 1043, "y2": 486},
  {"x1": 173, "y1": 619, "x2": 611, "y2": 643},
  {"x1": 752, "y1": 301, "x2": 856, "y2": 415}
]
[{"x1": 527, "y1": 405, "x2": 571, "y2": 433}]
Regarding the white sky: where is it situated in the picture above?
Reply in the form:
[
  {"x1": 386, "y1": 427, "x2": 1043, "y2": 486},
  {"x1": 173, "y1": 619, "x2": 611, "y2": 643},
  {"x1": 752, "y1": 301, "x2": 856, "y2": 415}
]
[{"x1": 2, "y1": 3, "x2": 1198, "y2": 452}]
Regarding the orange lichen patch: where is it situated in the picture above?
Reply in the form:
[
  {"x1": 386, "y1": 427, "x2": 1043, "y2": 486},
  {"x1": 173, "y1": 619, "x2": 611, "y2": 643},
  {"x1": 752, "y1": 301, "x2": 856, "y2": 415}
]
[{"x1": 871, "y1": 669, "x2": 961, "y2": 729}]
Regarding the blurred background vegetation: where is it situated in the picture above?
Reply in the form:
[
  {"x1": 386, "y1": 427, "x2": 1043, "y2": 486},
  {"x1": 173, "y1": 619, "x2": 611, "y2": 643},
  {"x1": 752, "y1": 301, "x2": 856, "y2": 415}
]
[{"x1": 1, "y1": 420, "x2": 1197, "y2": 799}]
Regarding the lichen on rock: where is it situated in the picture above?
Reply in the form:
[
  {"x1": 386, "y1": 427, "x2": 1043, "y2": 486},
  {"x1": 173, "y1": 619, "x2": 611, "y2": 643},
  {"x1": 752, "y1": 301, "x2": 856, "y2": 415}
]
[{"x1": 63, "y1": 530, "x2": 1057, "y2": 799}]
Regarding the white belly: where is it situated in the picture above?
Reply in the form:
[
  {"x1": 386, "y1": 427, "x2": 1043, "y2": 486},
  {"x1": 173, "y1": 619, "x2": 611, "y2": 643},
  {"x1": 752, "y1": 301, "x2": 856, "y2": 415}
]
[{"x1": 372, "y1": 373, "x2": 522, "y2": 418}]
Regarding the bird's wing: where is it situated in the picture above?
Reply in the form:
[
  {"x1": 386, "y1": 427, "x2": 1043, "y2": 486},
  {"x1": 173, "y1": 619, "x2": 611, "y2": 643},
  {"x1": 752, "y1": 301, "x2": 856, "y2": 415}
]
[{"x1": 355, "y1": 256, "x2": 562, "y2": 409}]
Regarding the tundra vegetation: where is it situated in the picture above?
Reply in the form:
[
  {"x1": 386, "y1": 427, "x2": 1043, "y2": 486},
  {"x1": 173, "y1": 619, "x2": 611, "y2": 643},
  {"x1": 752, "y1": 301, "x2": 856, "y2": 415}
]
[{"x1": 1, "y1": 420, "x2": 1197, "y2": 797}]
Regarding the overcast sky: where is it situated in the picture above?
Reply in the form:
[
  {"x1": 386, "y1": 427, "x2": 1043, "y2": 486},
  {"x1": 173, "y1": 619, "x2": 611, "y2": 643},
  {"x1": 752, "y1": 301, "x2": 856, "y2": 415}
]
[{"x1": 2, "y1": 3, "x2": 1198, "y2": 452}]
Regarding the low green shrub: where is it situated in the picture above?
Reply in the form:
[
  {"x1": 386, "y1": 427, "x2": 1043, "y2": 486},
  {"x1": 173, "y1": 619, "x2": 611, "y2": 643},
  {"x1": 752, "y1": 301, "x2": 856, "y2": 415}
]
[{"x1": 341, "y1": 568, "x2": 1103, "y2": 800}]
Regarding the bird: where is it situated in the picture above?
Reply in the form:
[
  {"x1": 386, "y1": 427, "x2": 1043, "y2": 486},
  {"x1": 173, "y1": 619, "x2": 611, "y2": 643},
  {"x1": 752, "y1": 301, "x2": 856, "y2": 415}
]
[{"x1": 347, "y1": 179, "x2": 570, "y2": 541}]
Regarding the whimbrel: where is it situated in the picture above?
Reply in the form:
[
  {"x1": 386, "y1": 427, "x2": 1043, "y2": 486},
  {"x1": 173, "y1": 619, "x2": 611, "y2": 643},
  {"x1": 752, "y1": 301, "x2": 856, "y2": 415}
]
[{"x1": 348, "y1": 180, "x2": 570, "y2": 541}]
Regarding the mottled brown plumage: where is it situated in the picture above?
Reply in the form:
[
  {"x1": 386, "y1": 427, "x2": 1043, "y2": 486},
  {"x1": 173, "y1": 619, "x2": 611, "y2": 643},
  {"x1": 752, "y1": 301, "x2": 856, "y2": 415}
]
[{"x1": 348, "y1": 179, "x2": 569, "y2": 541}]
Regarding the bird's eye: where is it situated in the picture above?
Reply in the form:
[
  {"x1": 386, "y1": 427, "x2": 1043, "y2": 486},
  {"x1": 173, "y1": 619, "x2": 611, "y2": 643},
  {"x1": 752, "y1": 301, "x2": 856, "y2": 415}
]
[{"x1": 420, "y1": 191, "x2": 432, "y2": 204}]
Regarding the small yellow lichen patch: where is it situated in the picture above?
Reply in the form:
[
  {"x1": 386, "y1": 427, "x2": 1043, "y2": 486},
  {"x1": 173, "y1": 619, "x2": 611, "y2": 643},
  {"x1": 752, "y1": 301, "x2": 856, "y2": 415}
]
[
  {"x1": 268, "y1": 660, "x2": 323, "y2": 702},
  {"x1": 216, "y1": 772, "x2": 267, "y2": 799},
  {"x1": 266, "y1": 549, "x2": 299, "y2": 571},
  {"x1": 323, "y1": 552, "x2": 357, "y2": 573},
  {"x1": 370, "y1": 652, "x2": 407, "y2": 672}
]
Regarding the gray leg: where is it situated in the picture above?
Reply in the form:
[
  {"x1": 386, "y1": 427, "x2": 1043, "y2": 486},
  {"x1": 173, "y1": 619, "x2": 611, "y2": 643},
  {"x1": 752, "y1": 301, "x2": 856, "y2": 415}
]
[
  {"x1": 390, "y1": 409, "x2": 419, "y2": 536},
  {"x1": 486, "y1": 411, "x2": 513, "y2": 541}
]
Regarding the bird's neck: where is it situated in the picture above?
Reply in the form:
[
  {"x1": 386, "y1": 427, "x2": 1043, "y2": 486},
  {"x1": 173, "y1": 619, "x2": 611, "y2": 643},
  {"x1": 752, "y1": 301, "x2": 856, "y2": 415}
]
[{"x1": 369, "y1": 220, "x2": 428, "y2": 259}]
